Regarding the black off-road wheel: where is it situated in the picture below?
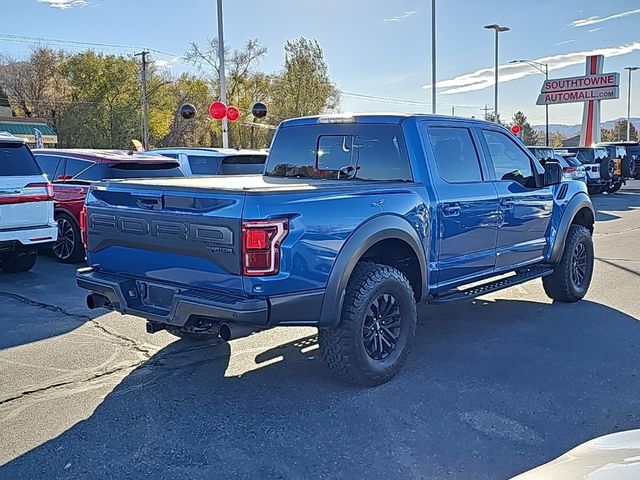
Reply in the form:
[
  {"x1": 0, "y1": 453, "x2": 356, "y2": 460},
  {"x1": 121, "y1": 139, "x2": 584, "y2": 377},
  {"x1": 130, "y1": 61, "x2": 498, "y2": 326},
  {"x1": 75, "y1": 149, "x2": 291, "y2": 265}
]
[
  {"x1": 587, "y1": 185, "x2": 603, "y2": 195},
  {"x1": 0, "y1": 248, "x2": 38, "y2": 273},
  {"x1": 53, "y1": 213, "x2": 85, "y2": 264},
  {"x1": 543, "y1": 225, "x2": 594, "y2": 302},
  {"x1": 606, "y1": 180, "x2": 622, "y2": 193},
  {"x1": 319, "y1": 263, "x2": 417, "y2": 387},
  {"x1": 599, "y1": 158, "x2": 614, "y2": 180},
  {"x1": 621, "y1": 157, "x2": 637, "y2": 178}
]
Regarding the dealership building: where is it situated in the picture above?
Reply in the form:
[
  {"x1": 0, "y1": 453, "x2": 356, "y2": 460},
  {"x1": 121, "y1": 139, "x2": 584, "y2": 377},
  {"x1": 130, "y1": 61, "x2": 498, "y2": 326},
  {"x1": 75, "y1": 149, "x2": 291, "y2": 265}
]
[{"x1": 0, "y1": 99, "x2": 58, "y2": 147}]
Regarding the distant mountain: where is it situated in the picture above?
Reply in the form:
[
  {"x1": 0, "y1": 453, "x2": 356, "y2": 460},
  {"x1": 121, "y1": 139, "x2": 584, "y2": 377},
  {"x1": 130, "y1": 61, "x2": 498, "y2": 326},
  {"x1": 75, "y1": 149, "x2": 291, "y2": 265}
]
[{"x1": 532, "y1": 117, "x2": 640, "y2": 137}]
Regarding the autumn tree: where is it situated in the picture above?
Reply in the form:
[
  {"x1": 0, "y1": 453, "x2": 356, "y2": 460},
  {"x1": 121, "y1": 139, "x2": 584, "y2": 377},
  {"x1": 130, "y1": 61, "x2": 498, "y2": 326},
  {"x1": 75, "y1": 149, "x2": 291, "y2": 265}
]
[
  {"x1": 601, "y1": 119, "x2": 637, "y2": 142},
  {"x1": 550, "y1": 131, "x2": 565, "y2": 147},
  {"x1": 0, "y1": 48, "x2": 68, "y2": 128}
]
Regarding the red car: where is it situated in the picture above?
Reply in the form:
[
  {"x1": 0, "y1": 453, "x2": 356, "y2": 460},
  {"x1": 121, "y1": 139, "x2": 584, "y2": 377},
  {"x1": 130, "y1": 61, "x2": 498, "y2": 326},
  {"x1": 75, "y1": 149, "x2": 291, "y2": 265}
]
[{"x1": 32, "y1": 149, "x2": 184, "y2": 263}]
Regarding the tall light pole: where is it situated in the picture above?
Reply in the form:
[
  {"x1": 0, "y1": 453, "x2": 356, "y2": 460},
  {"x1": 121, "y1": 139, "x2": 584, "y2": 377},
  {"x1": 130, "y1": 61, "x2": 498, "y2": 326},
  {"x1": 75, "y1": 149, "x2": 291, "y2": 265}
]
[
  {"x1": 431, "y1": 0, "x2": 436, "y2": 114},
  {"x1": 484, "y1": 24, "x2": 510, "y2": 123},
  {"x1": 510, "y1": 59, "x2": 549, "y2": 145},
  {"x1": 217, "y1": 0, "x2": 229, "y2": 148},
  {"x1": 624, "y1": 67, "x2": 639, "y2": 141}
]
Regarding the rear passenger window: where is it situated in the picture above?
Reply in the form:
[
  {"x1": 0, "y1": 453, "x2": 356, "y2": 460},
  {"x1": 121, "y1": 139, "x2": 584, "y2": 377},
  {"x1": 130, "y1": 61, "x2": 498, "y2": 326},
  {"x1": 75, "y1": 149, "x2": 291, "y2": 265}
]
[
  {"x1": 428, "y1": 127, "x2": 483, "y2": 183},
  {"x1": 482, "y1": 130, "x2": 536, "y2": 188},
  {"x1": 35, "y1": 155, "x2": 60, "y2": 179},
  {"x1": 0, "y1": 144, "x2": 42, "y2": 176},
  {"x1": 265, "y1": 124, "x2": 412, "y2": 181},
  {"x1": 64, "y1": 159, "x2": 93, "y2": 179},
  {"x1": 188, "y1": 156, "x2": 222, "y2": 175}
]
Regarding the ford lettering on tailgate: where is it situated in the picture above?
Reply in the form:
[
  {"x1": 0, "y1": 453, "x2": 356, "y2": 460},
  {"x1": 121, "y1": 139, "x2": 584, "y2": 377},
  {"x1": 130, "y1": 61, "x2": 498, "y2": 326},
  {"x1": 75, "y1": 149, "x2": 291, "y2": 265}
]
[{"x1": 88, "y1": 210, "x2": 240, "y2": 273}]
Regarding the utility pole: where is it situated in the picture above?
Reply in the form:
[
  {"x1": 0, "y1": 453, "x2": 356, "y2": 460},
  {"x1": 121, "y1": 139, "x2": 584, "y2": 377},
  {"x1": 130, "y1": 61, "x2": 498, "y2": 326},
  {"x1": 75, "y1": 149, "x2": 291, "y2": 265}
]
[
  {"x1": 484, "y1": 24, "x2": 510, "y2": 124},
  {"x1": 482, "y1": 104, "x2": 491, "y2": 120},
  {"x1": 451, "y1": 106, "x2": 454, "y2": 116},
  {"x1": 217, "y1": 0, "x2": 229, "y2": 148},
  {"x1": 624, "y1": 67, "x2": 639, "y2": 141},
  {"x1": 135, "y1": 50, "x2": 149, "y2": 150},
  {"x1": 431, "y1": 0, "x2": 436, "y2": 114}
]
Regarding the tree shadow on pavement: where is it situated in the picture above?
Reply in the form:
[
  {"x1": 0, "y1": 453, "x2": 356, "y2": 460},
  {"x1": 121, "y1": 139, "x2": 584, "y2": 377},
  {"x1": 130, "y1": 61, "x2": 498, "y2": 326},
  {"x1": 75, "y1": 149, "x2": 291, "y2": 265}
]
[{"x1": 1, "y1": 299, "x2": 639, "y2": 480}]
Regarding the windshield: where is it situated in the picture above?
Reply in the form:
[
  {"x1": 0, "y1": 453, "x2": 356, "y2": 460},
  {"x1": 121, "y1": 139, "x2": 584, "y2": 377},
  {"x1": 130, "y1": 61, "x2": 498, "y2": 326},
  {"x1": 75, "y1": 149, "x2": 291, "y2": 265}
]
[{"x1": 265, "y1": 124, "x2": 412, "y2": 181}]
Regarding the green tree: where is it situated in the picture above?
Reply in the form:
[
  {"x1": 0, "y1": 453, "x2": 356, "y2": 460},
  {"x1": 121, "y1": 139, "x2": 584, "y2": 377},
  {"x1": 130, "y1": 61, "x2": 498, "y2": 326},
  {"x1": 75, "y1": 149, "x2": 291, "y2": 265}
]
[
  {"x1": 57, "y1": 51, "x2": 140, "y2": 148},
  {"x1": 550, "y1": 131, "x2": 565, "y2": 147},
  {"x1": 510, "y1": 111, "x2": 539, "y2": 145},
  {"x1": 271, "y1": 38, "x2": 340, "y2": 122},
  {"x1": 485, "y1": 112, "x2": 505, "y2": 125}
]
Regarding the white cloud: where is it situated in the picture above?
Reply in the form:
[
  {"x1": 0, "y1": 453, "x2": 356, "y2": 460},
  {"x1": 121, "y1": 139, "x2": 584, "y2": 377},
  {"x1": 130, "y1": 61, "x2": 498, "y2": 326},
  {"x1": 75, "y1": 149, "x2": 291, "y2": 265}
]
[
  {"x1": 572, "y1": 8, "x2": 640, "y2": 27},
  {"x1": 38, "y1": 0, "x2": 87, "y2": 9},
  {"x1": 423, "y1": 42, "x2": 640, "y2": 95},
  {"x1": 588, "y1": 27, "x2": 604, "y2": 32},
  {"x1": 555, "y1": 40, "x2": 575, "y2": 46},
  {"x1": 384, "y1": 11, "x2": 416, "y2": 23}
]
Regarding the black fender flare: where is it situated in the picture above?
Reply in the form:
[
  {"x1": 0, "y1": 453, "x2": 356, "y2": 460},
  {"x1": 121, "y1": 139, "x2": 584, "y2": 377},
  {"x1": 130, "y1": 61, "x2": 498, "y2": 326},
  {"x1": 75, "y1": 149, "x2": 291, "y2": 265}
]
[
  {"x1": 318, "y1": 215, "x2": 427, "y2": 328},
  {"x1": 550, "y1": 192, "x2": 595, "y2": 263}
]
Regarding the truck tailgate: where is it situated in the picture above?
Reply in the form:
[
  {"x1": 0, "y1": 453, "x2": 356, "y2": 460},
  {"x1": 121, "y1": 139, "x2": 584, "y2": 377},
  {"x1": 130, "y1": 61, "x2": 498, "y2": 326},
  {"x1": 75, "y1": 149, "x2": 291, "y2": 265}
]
[{"x1": 86, "y1": 181, "x2": 245, "y2": 296}]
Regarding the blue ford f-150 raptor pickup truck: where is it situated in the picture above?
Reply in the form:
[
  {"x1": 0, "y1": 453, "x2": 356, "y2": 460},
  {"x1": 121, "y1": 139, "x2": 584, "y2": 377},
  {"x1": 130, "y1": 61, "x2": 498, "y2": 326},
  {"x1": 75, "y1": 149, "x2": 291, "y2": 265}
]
[{"x1": 77, "y1": 114, "x2": 595, "y2": 386}]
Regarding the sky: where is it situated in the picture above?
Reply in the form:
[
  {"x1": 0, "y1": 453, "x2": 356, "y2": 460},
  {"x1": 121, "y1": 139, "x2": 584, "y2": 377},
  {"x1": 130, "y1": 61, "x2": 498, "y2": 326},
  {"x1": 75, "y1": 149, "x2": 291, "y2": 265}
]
[{"x1": 2, "y1": 0, "x2": 640, "y2": 126}]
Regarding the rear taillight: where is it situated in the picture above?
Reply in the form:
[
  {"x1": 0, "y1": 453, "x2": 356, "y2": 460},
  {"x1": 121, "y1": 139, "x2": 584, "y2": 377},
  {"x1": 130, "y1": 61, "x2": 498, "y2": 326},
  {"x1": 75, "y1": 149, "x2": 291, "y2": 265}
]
[
  {"x1": 80, "y1": 205, "x2": 88, "y2": 249},
  {"x1": 242, "y1": 219, "x2": 288, "y2": 276},
  {"x1": 563, "y1": 167, "x2": 576, "y2": 173},
  {"x1": 0, "y1": 182, "x2": 53, "y2": 205},
  {"x1": 592, "y1": 166, "x2": 599, "y2": 172}
]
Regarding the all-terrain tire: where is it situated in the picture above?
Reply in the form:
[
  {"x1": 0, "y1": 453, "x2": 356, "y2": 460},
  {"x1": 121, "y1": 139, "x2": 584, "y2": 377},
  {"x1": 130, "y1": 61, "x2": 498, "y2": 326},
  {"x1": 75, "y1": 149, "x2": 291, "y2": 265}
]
[
  {"x1": 0, "y1": 249, "x2": 38, "y2": 273},
  {"x1": 319, "y1": 263, "x2": 417, "y2": 387},
  {"x1": 543, "y1": 225, "x2": 594, "y2": 302}
]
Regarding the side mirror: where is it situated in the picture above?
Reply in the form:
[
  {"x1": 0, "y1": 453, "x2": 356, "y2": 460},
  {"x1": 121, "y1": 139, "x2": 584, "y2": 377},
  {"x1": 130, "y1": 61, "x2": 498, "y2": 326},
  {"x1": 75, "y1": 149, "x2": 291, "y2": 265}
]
[{"x1": 543, "y1": 161, "x2": 563, "y2": 186}]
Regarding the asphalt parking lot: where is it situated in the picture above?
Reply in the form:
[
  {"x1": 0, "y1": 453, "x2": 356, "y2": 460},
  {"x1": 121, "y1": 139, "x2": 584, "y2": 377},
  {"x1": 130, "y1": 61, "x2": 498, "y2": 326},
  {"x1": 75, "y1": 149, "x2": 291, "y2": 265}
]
[{"x1": 1, "y1": 182, "x2": 639, "y2": 480}]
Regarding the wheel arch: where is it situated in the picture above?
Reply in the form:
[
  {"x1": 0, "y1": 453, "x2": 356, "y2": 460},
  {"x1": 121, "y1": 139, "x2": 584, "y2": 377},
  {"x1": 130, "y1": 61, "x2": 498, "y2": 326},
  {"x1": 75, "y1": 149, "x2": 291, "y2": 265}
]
[
  {"x1": 550, "y1": 193, "x2": 595, "y2": 264},
  {"x1": 319, "y1": 215, "x2": 426, "y2": 328}
]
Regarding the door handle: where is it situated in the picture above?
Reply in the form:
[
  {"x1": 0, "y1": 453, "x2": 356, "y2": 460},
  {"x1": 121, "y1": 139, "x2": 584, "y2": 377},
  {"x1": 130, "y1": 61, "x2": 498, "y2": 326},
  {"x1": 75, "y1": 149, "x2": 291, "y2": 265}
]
[
  {"x1": 442, "y1": 204, "x2": 460, "y2": 217},
  {"x1": 500, "y1": 198, "x2": 515, "y2": 210}
]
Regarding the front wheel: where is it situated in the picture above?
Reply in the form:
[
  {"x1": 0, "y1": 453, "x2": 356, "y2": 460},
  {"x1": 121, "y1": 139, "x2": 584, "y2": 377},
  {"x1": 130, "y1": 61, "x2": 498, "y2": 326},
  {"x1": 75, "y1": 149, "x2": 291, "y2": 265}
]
[
  {"x1": 319, "y1": 263, "x2": 417, "y2": 387},
  {"x1": 543, "y1": 225, "x2": 594, "y2": 302}
]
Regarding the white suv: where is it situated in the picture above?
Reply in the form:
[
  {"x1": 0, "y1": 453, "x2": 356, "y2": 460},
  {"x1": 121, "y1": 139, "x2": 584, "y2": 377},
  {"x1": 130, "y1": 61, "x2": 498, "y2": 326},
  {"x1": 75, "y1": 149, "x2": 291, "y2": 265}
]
[{"x1": 0, "y1": 134, "x2": 57, "y2": 273}]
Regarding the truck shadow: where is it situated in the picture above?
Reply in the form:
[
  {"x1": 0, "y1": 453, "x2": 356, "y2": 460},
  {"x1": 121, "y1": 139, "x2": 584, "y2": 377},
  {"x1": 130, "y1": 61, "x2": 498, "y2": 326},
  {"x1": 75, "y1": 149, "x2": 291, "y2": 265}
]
[{"x1": 2, "y1": 298, "x2": 639, "y2": 479}]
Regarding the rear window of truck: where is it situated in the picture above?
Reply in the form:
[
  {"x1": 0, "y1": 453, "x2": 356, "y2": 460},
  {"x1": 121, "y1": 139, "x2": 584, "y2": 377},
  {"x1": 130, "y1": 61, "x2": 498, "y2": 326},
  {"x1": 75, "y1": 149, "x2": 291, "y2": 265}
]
[
  {"x1": 0, "y1": 143, "x2": 42, "y2": 176},
  {"x1": 108, "y1": 163, "x2": 184, "y2": 179},
  {"x1": 265, "y1": 124, "x2": 412, "y2": 181}
]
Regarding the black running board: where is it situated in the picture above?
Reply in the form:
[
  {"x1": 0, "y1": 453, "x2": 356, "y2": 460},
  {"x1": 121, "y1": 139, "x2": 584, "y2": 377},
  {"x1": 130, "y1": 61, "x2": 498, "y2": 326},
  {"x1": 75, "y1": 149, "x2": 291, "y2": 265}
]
[{"x1": 430, "y1": 266, "x2": 554, "y2": 304}]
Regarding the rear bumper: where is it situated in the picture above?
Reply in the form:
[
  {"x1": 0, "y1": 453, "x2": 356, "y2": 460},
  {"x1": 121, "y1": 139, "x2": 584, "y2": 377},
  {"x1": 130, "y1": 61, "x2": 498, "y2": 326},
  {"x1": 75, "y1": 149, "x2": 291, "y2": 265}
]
[
  {"x1": 0, "y1": 224, "x2": 57, "y2": 247},
  {"x1": 76, "y1": 267, "x2": 324, "y2": 328}
]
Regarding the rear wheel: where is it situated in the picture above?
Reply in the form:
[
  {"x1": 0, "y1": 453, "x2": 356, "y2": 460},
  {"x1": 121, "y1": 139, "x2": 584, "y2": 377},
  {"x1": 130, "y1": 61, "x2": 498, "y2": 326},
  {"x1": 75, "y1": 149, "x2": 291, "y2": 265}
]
[
  {"x1": 0, "y1": 248, "x2": 38, "y2": 273},
  {"x1": 319, "y1": 263, "x2": 417, "y2": 387},
  {"x1": 543, "y1": 225, "x2": 593, "y2": 302},
  {"x1": 588, "y1": 185, "x2": 604, "y2": 195},
  {"x1": 53, "y1": 213, "x2": 85, "y2": 263},
  {"x1": 599, "y1": 158, "x2": 614, "y2": 181}
]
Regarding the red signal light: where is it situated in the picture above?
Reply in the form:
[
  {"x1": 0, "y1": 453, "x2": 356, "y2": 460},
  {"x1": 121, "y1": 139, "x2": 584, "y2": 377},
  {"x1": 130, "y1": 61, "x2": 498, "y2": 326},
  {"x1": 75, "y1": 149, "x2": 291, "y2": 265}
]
[
  {"x1": 209, "y1": 101, "x2": 227, "y2": 120},
  {"x1": 227, "y1": 106, "x2": 240, "y2": 122},
  {"x1": 510, "y1": 124, "x2": 521, "y2": 135}
]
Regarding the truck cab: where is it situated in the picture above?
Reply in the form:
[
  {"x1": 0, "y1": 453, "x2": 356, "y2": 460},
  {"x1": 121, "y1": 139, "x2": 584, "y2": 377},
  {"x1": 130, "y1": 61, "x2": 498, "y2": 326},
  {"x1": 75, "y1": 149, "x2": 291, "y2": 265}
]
[{"x1": 77, "y1": 114, "x2": 595, "y2": 386}]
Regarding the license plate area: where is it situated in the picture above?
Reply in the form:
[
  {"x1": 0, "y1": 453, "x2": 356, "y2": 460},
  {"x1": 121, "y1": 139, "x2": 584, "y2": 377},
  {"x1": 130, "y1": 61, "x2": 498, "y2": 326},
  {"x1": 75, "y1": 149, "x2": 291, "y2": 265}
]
[{"x1": 137, "y1": 282, "x2": 178, "y2": 310}]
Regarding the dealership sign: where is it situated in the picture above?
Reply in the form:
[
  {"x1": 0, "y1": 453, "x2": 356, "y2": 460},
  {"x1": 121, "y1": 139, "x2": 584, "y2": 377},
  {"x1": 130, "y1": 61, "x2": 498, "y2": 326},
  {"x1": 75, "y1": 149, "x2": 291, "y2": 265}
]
[{"x1": 536, "y1": 72, "x2": 620, "y2": 105}]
